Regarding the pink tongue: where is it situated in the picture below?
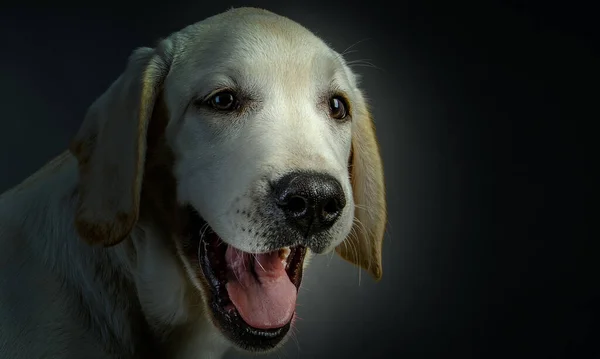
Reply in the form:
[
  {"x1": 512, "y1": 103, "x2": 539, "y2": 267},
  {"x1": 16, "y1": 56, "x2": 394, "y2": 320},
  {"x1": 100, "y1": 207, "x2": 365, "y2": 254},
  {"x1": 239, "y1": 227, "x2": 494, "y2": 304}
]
[{"x1": 224, "y1": 247, "x2": 297, "y2": 330}]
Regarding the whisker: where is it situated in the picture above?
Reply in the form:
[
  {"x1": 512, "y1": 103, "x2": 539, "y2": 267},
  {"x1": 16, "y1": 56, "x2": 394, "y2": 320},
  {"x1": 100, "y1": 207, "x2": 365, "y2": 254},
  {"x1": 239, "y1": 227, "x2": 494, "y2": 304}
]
[
  {"x1": 232, "y1": 260, "x2": 245, "y2": 288},
  {"x1": 299, "y1": 283, "x2": 311, "y2": 292},
  {"x1": 352, "y1": 216, "x2": 370, "y2": 240},
  {"x1": 253, "y1": 253, "x2": 266, "y2": 272},
  {"x1": 346, "y1": 59, "x2": 384, "y2": 72},
  {"x1": 353, "y1": 203, "x2": 372, "y2": 213},
  {"x1": 290, "y1": 324, "x2": 302, "y2": 355},
  {"x1": 341, "y1": 37, "x2": 371, "y2": 56},
  {"x1": 344, "y1": 221, "x2": 364, "y2": 286},
  {"x1": 326, "y1": 250, "x2": 336, "y2": 267},
  {"x1": 349, "y1": 62, "x2": 383, "y2": 71},
  {"x1": 199, "y1": 223, "x2": 210, "y2": 239}
]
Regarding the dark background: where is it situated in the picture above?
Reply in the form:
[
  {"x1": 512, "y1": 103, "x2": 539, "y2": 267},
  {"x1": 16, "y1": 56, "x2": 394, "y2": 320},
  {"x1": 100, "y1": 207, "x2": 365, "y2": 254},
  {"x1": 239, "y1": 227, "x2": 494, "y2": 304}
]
[{"x1": 0, "y1": 1, "x2": 595, "y2": 358}]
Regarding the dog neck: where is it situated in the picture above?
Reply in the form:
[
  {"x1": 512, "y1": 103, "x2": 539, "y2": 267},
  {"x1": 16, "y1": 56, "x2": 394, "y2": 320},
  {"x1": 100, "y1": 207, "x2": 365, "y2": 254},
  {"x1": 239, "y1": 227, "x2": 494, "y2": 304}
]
[{"x1": 0, "y1": 152, "x2": 231, "y2": 359}]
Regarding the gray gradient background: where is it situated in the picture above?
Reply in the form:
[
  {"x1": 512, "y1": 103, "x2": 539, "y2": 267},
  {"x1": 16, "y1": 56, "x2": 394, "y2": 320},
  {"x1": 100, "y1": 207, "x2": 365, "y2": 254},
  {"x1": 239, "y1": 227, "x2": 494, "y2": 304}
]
[{"x1": 0, "y1": 1, "x2": 595, "y2": 358}]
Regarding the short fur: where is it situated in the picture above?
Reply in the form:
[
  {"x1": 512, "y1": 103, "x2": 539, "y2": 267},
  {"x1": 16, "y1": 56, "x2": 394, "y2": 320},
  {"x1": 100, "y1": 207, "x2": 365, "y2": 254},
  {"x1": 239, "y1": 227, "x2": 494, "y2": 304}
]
[{"x1": 0, "y1": 7, "x2": 386, "y2": 359}]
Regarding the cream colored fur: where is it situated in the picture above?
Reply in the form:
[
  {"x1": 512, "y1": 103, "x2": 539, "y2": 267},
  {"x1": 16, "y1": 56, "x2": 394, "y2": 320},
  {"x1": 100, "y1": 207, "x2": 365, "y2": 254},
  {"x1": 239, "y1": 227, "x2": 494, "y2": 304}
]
[{"x1": 0, "y1": 7, "x2": 386, "y2": 359}]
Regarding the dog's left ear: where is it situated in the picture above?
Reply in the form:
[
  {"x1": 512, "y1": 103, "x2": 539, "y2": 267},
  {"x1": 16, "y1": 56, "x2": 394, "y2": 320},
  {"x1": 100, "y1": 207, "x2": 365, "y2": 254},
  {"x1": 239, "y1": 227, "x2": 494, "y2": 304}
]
[
  {"x1": 69, "y1": 41, "x2": 173, "y2": 246},
  {"x1": 335, "y1": 100, "x2": 387, "y2": 281}
]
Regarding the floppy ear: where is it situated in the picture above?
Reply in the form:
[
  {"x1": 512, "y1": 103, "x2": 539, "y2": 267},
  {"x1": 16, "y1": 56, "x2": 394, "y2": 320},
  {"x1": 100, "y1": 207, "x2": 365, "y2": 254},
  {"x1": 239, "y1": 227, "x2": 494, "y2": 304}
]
[
  {"x1": 70, "y1": 44, "x2": 172, "y2": 246},
  {"x1": 335, "y1": 103, "x2": 387, "y2": 281}
]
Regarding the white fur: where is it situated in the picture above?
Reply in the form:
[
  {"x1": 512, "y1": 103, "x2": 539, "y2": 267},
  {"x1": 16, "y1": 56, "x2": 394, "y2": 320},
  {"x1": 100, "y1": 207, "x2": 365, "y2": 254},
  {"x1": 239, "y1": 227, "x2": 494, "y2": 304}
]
[
  {"x1": 165, "y1": 9, "x2": 359, "y2": 255},
  {"x1": 0, "y1": 7, "x2": 376, "y2": 359}
]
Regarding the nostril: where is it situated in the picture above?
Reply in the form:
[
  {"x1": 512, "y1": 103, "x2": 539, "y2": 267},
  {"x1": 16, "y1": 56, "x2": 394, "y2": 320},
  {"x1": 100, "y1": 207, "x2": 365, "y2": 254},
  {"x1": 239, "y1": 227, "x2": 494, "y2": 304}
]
[
  {"x1": 284, "y1": 195, "x2": 308, "y2": 216},
  {"x1": 322, "y1": 198, "x2": 340, "y2": 216}
]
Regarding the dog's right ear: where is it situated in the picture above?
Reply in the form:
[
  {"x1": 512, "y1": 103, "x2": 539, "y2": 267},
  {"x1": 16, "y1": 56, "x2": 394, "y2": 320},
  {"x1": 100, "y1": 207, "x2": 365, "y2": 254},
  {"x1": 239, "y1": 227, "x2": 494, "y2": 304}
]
[{"x1": 70, "y1": 43, "x2": 173, "y2": 246}]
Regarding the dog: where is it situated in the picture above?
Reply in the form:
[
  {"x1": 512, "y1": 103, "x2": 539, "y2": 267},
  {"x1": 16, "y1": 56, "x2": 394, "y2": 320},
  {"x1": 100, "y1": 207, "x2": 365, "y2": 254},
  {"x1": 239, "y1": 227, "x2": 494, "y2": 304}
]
[{"x1": 0, "y1": 7, "x2": 386, "y2": 359}]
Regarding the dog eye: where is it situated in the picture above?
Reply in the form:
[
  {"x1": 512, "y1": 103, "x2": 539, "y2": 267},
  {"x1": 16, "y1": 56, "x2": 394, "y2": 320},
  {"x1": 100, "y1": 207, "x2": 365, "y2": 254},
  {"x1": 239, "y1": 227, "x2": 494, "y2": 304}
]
[
  {"x1": 208, "y1": 91, "x2": 238, "y2": 111},
  {"x1": 329, "y1": 96, "x2": 349, "y2": 120}
]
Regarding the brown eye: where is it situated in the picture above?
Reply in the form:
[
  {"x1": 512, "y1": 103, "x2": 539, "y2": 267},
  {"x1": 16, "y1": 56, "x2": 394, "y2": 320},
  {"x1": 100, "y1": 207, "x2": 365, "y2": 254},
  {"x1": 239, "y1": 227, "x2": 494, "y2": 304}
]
[
  {"x1": 329, "y1": 96, "x2": 349, "y2": 120},
  {"x1": 209, "y1": 91, "x2": 238, "y2": 111}
]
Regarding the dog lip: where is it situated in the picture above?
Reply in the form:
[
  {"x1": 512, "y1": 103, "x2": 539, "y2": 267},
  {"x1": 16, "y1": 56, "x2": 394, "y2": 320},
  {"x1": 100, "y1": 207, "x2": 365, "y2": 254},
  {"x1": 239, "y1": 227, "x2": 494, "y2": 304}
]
[
  {"x1": 197, "y1": 231, "x2": 293, "y2": 349},
  {"x1": 197, "y1": 233, "x2": 227, "y2": 297},
  {"x1": 187, "y1": 206, "x2": 304, "y2": 351}
]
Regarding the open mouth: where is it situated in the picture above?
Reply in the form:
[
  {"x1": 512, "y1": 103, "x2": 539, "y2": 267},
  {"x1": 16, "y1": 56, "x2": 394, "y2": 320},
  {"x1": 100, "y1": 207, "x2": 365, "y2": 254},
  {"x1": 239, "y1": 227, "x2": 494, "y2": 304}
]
[{"x1": 187, "y1": 208, "x2": 307, "y2": 351}]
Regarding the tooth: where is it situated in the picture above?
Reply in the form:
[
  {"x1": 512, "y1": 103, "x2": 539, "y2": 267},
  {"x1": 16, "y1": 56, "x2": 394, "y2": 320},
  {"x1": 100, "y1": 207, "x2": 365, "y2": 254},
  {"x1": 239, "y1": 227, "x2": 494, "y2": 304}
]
[{"x1": 279, "y1": 247, "x2": 291, "y2": 264}]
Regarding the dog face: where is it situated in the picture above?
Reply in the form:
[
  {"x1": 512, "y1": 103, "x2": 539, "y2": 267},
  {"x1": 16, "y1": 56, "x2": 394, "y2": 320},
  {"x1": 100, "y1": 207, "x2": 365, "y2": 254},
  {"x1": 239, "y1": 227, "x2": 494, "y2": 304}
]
[
  {"x1": 165, "y1": 12, "x2": 355, "y2": 255},
  {"x1": 70, "y1": 7, "x2": 386, "y2": 354}
]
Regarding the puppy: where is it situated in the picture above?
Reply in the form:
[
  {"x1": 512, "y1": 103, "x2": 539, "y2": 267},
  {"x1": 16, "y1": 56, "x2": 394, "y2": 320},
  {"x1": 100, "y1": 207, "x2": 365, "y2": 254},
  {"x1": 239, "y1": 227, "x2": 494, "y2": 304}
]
[{"x1": 0, "y1": 7, "x2": 386, "y2": 359}]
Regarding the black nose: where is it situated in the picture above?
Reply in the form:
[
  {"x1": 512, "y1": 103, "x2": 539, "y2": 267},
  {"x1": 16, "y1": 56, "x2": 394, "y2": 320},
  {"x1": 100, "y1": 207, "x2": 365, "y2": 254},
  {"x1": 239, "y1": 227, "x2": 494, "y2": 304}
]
[{"x1": 272, "y1": 171, "x2": 346, "y2": 236}]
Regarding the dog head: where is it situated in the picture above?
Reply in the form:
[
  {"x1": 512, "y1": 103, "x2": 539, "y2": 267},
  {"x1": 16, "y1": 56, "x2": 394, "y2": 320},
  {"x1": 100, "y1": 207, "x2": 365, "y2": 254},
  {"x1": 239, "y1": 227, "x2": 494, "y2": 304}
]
[{"x1": 70, "y1": 7, "x2": 386, "y2": 353}]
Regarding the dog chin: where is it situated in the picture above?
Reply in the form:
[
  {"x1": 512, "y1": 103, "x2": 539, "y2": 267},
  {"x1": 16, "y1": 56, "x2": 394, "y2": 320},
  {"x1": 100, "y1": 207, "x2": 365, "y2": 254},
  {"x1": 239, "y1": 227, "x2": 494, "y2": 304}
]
[{"x1": 179, "y1": 205, "x2": 307, "y2": 352}]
